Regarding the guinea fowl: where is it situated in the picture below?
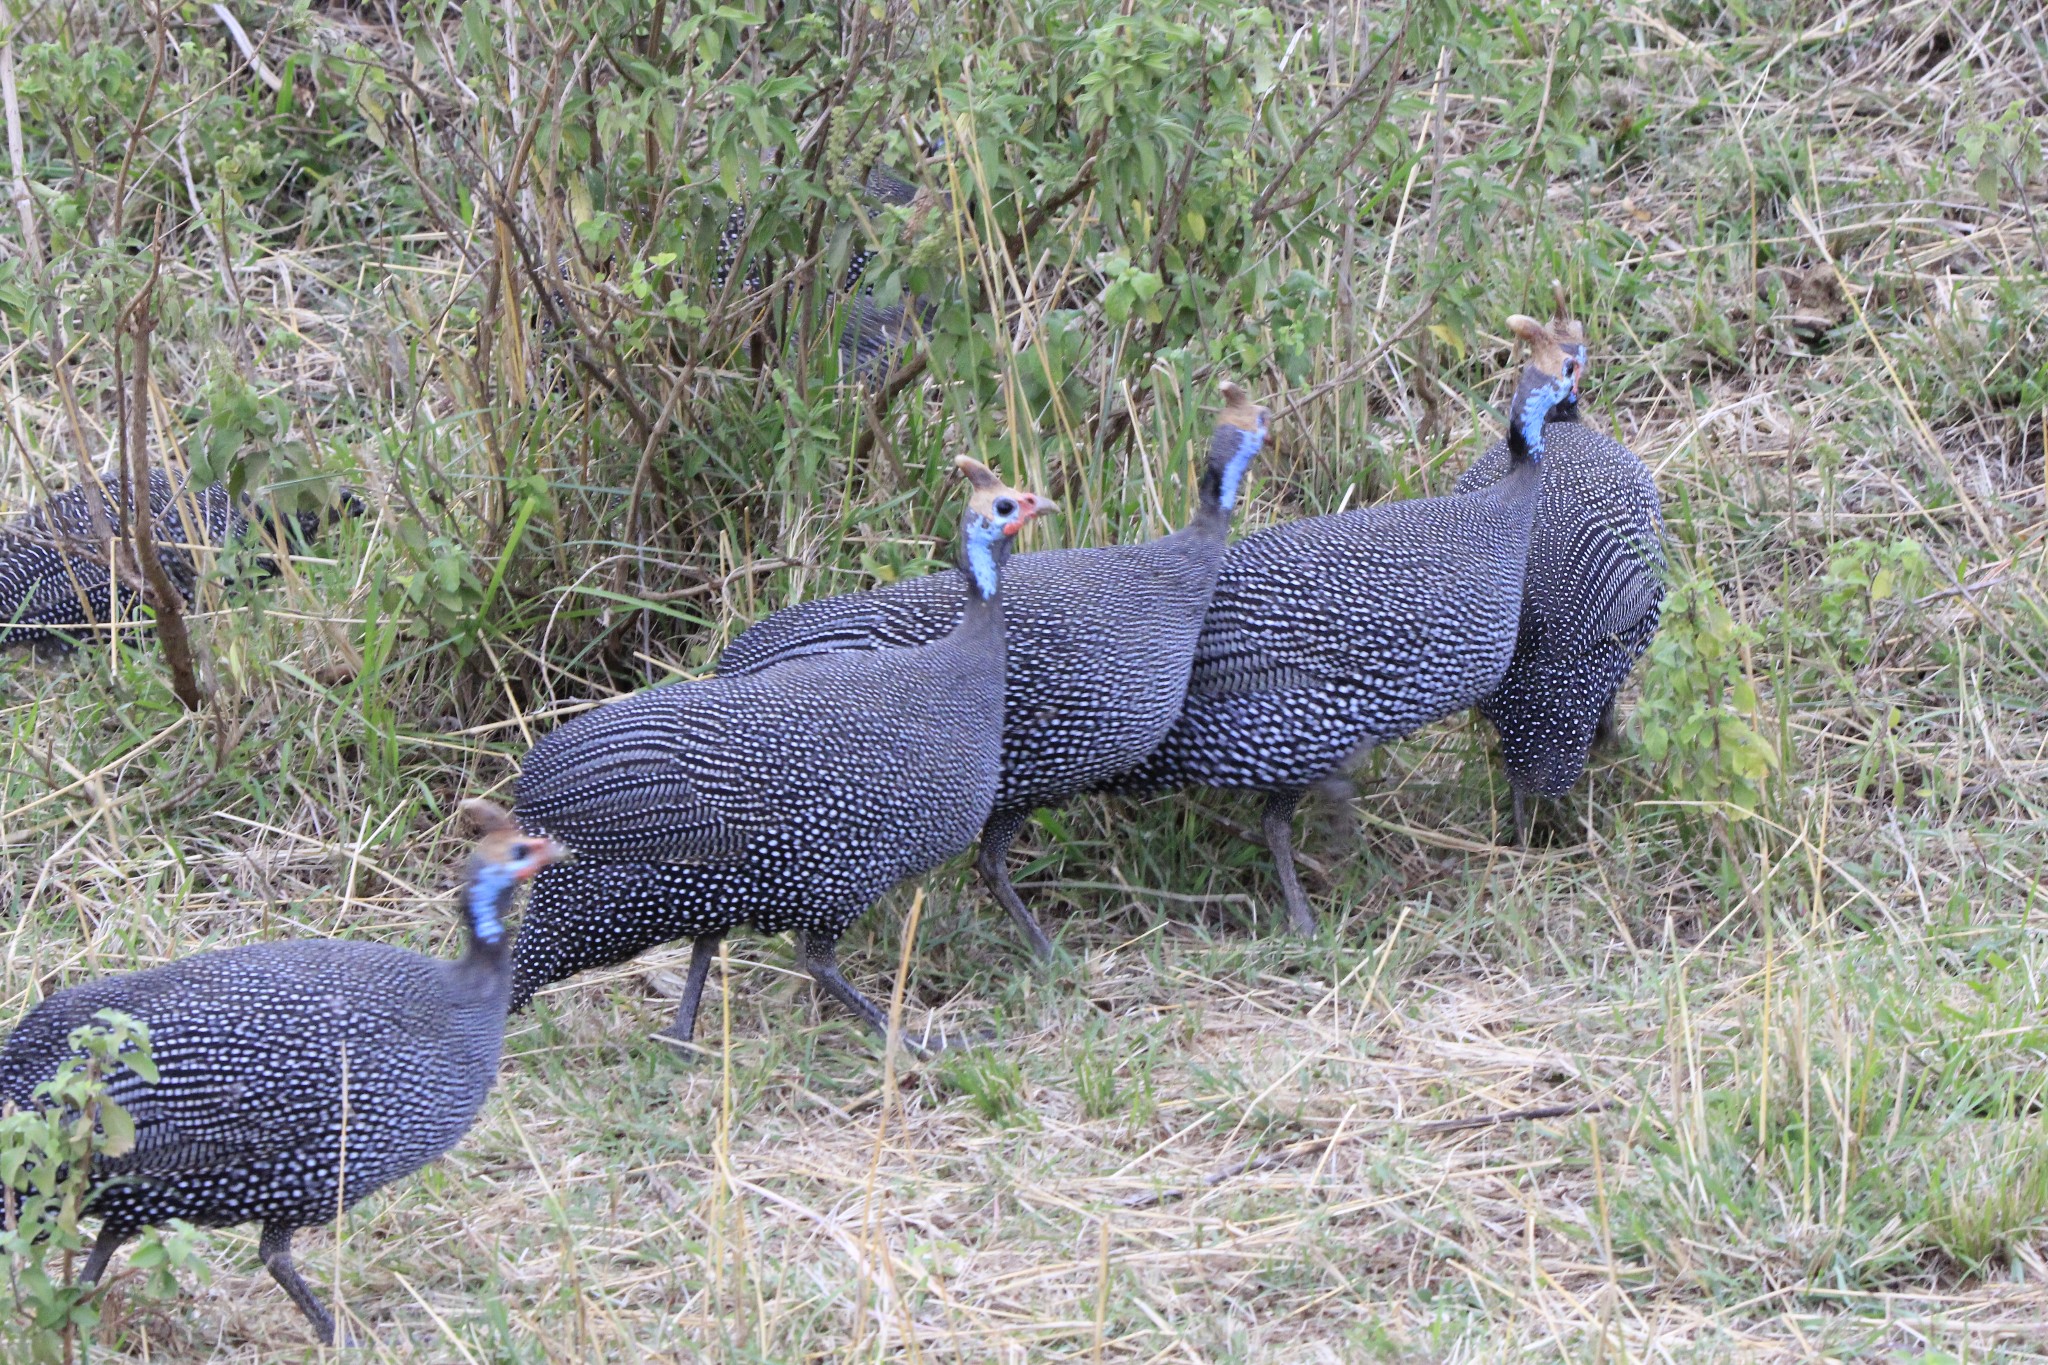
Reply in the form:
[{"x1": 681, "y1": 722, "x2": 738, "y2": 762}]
[
  {"x1": 0, "y1": 471, "x2": 353, "y2": 648},
  {"x1": 509, "y1": 460, "x2": 1053, "y2": 1050},
  {"x1": 1452, "y1": 318, "x2": 1665, "y2": 841},
  {"x1": 714, "y1": 150, "x2": 944, "y2": 379},
  {"x1": 1119, "y1": 316, "x2": 1584, "y2": 933},
  {"x1": 718, "y1": 383, "x2": 1270, "y2": 958},
  {"x1": 0, "y1": 801, "x2": 561, "y2": 1345},
  {"x1": 835, "y1": 160, "x2": 946, "y2": 379}
]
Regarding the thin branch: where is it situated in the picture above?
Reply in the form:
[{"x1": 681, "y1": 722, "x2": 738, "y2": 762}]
[
  {"x1": 0, "y1": 0, "x2": 40, "y2": 265},
  {"x1": 109, "y1": 0, "x2": 171, "y2": 237},
  {"x1": 1270, "y1": 293, "x2": 1435, "y2": 422},
  {"x1": 1248, "y1": 8, "x2": 1410, "y2": 222},
  {"x1": 849, "y1": 130, "x2": 1106, "y2": 464},
  {"x1": 119, "y1": 219, "x2": 206, "y2": 711}
]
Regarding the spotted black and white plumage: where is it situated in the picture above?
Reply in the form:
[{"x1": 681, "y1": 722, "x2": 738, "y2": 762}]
[
  {"x1": 509, "y1": 461, "x2": 1053, "y2": 1050},
  {"x1": 1452, "y1": 346, "x2": 1665, "y2": 837},
  {"x1": 836, "y1": 160, "x2": 943, "y2": 379},
  {"x1": 716, "y1": 385, "x2": 1269, "y2": 957},
  {"x1": 712, "y1": 201, "x2": 765, "y2": 295},
  {"x1": 0, "y1": 471, "x2": 349, "y2": 648},
  {"x1": 0, "y1": 804, "x2": 560, "y2": 1345},
  {"x1": 713, "y1": 153, "x2": 944, "y2": 379},
  {"x1": 1119, "y1": 316, "x2": 1586, "y2": 932}
]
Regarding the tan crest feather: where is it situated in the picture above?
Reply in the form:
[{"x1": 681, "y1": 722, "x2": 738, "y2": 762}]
[
  {"x1": 953, "y1": 455, "x2": 1003, "y2": 491},
  {"x1": 1506, "y1": 314, "x2": 1570, "y2": 375},
  {"x1": 458, "y1": 797, "x2": 517, "y2": 836},
  {"x1": 1217, "y1": 381, "x2": 1265, "y2": 432},
  {"x1": 1550, "y1": 284, "x2": 1588, "y2": 344}
]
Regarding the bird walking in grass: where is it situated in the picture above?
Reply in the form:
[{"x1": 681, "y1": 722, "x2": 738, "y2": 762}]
[
  {"x1": 0, "y1": 471, "x2": 356, "y2": 649},
  {"x1": 509, "y1": 459, "x2": 1054, "y2": 1051},
  {"x1": 0, "y1": 800, "x2": 560, "y2": 1345},
  {"x1": 1452, "y1": 313, "x2": 1665, "y2": 841},
  {"x1": 1118, "y1": 316, "x2": 1584, "y2": 933},
  {"x1": 717, "y1": 382, "x2": 1269, "y2": 959}
]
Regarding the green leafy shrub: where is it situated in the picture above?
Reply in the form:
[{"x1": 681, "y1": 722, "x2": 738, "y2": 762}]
[
  {"x1": 1635, "y1": 576, "x2": 1780, "y2": 823},
  {"x1": 0, "y1": 1010, "x2": 206, "y2": 1363},
  {"x1": 1817, "y1": 536, "x2": 1933, "y2": 667}
]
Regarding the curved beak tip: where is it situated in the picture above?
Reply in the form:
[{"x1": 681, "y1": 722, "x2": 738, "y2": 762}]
[
  {"x1": 1006, "y1": 495, "x2": 1057, "y2": 534},
  {"x1": 520, "y1": 839, "x2": 571, "y2": 877}
]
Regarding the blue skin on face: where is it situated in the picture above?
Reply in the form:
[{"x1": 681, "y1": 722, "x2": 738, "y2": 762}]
[
  {"x1": 964, "y1": 513, "x2": 1006, "y2": 597},
  {"x1": 468, "y1": 863, "x2": 515, "y2": 944},
  {"x1": 1217, "y1": 418, "x2": 1269, "y2": 511}
]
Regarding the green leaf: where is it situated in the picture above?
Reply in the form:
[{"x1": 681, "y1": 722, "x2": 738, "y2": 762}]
[{"x1": 98, "y1": 1103, "x2": 135, "y2": 1158}]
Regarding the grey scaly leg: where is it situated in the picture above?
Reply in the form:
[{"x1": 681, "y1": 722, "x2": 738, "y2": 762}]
[
  {"x1": 796, "y1": 931, "x2": 931, "y2": 1055},
  {"x1": 1511, "y1": 788, "x2": 1531, "y2": 847},
  {"x1": 976, "y1": 806, "x2": 1056, "y2": 960},
  {"x1": 260, "y1": 1222, "x2": 347, "y2": 1346},
  {"x1": 79, "y1": 1225, "x2": 130, "y2": 1285},
  {"x1": 795, "y1": 930, "x2": 891, "y2": 1036},
  {"x1": 1261, "y1": 788, "x2": 1317, "y2": 936},
  {"x1": 655, "y1": 933, "x2": 726, "y2": 1048}
]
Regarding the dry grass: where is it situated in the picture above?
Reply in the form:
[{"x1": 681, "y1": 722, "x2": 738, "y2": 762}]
[{"x1": 4, "y1": 0, "x2": 2048, "y2": 1359}]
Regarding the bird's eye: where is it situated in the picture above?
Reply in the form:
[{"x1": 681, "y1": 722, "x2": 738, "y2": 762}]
[
  {"x1": 511, "y1": 841, "x2": 532, "y2": 860},
  {"x1": 994, "y1": 498, "x2": 1017, "y2": 518}
]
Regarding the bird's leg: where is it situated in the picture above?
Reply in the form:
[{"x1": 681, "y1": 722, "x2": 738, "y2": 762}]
[
  {"x1": 1261, "y1": 788, "x2": 1317, "y2": 937},
  {"x1": 976, "y1": 806, "x2": 1056, "y2": 961},
  {"x1": 1511, "y1": 788, "x2": 1531, "y2": 847},
  {"x1": 78, "y1": 1226, "x2": 129, "y2": 1286},
  {"x1": 797, "y1": 930, "x2": 925, "y2": 1054},
  {"x1": 260, "y1": 1222, "x2": 349, "y2": 1347},
  {"x1": 655, "y1": 933, "x2": 726, "y2": 1048}
]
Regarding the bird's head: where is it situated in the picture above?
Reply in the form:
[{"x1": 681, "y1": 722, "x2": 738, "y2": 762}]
[
  {"x1": 1505, "y1": 314, "x2": 1588, "y2": 463},
  {"x1": 1205, "y1": 381, "x2": 1270, "y2": 513},
  {"x1": 953, "y1": 455, "x2": 1056, "y2": 595},
  {"x1": 457, "y1": 798, "x2": 567, "y2": 947}
]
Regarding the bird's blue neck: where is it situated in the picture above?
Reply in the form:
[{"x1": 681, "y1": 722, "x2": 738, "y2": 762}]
[
  {"x1": 1509, "y1": 378, "x2": 1572, "y2": 466},
  {"x1": 1217, "y1": 428, "x2": 1264, "y2": 512},
  {"x1": 962, "y1": 517, "x2": 1006, "y2": 600},
  {"x1": 465, "y1": 867, "x2": 514, "y2": 948},
  {"x1": 1201, "y1": 424, "x2": 1268, "y2": 515}
]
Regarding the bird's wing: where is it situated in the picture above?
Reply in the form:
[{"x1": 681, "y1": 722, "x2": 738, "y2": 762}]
[
  {"x1": 1186, "y1": 513, "x2": 1442, "y2": 699},
  {"x1": 4, "y1": 970, "x2": 397, "y2": 1175},
  {"x1": 515, "y1": 671, "x2": 850, "y2": 861},
  {"x1": 94, "y1": 1074, "x2": 297, "y2": 1175},
  {"x1": 717, "y1": 570, "x2": 967, "y2": 677}
]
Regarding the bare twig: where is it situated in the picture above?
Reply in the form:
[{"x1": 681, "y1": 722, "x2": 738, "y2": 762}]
[
  {"x1": 118, "y1": 221, "x2": 206, "y2": 712},
  {"x1": 108, "y1": 0, "x2": 171, "y2": 237},
  {"x1": 847, "y1": 127, "x2": 1107, "y2": 466},
  {"x1": 0, "y1": 0, "x2": 39, "y2": 265},
  {"x1": 848, "y1": 348, "x2": 929, "y2": 468},
  {"x1": 1249, "y1": 8, "x2": 1410, "y2": 222},
  {"x1": 3, "y1": 0, "x2": 112, "y2": 556},
  {"x1": 1272, "y1": 294, "x2": 1436, "y2": 421}
]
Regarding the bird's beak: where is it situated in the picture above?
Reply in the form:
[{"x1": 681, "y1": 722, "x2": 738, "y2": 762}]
[
  {"x1": 516, "y1": 839, "x2": 571, "y2": 878},
  {"x1": 1003, "y1": 493, "x2": 1058, "y2": 535}
]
